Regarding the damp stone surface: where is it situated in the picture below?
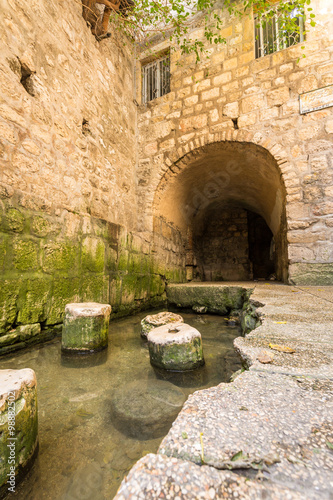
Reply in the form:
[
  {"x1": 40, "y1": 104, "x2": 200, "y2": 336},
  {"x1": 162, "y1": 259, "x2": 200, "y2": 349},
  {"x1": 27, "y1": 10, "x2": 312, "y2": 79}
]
[
  {"x1": 0, "y1": 369, "x2": 38, "y2": 497},
  {"x1": 62, "y1": 302, "x2": 111, "y2": 353},
  {"x1": 148, "y1": 323, "x2": 204, "y2": 371},
  {"x1": 141, "y1": 311, "x2": 184, "y2": 339}
]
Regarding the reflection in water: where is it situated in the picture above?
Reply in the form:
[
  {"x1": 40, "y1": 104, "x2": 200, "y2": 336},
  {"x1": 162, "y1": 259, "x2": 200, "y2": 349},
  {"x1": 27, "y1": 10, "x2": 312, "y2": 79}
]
[{"x1": 1, "y1": 312, "x2": 241, "y2": 499}]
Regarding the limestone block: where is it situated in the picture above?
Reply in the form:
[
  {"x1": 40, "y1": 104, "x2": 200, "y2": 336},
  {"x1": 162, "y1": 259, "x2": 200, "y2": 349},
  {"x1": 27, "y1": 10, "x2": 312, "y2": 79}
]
[
  {"x1": 148, "y1": 323, "x2": 204, "y2": 371},
  {"x1": 0, "y1": 369, "x2": 38, "y2": 496},
  {"x1": 267, "y1": 87, "x2": 290, "y2": 106},
  {"x1": 62, "y1": 302, "x2": 111, "y2": 353},
  {"x1": 141, "y1": 311, "x2": 184, "y2": 339}
]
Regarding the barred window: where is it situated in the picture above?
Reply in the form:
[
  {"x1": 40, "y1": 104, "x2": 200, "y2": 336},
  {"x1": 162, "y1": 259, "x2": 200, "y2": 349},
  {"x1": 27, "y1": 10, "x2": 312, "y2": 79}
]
[
  {"x1": 142, "y1": 54, "x2": 170, "y2": 104},
  {"x1": 255, "y1": 6, "x2": 305, "y2": 58}
]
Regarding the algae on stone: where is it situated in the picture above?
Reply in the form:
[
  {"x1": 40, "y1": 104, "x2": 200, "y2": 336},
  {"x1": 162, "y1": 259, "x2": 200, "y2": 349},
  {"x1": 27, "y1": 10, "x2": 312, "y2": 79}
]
[
  {"x1": 0, "y1": 369, "x2": 38, "y2": 496},
  {"x1": 62, "y1": 302, "x2": 111, "y2": 352}
]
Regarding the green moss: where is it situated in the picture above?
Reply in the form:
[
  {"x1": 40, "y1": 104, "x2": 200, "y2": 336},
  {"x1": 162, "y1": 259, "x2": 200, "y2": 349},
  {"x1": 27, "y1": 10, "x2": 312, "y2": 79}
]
[
  {"x1": 0, "y1": 386, "x2": 38, "y2": 488},
  {"x1": 42, "y1": 242, "x2": 76, "y2": 273},
  {"x1": 128, "y1": 253, "x2": 144, "y2": 274},
  {"x1": 4, "y1": 208, "x2": 25, "y2": 233},
  {"x1": 13, "y1": 240, "x2": 38, "y2": 271},
  {"x1": 121, "y1": 274, "x2": 137, "y2": 305},
  {"x1": 62, "y1": 315, "x2": 109, "y2": 352},
  {"x1": 31, "y1": 216, "x2": 52, "y2": 237},
  {"x1": 46, "y1": 278, "x2": 80, "y2": 325},
  {"x1": 109, "y1": 276, "x2": 122, "y2": 308},
  {"x1": 166, "y1": 285, "x2": 248, "y2": 315},
  {"x1": 17, "y1": 278, "x2": 51, "y2": 324},
  {"x1": 80, "y1": 274, "x2": 108, "y2": 303},
  {"x1": 117, "y1": 250, "x2": 129, "y2": 271},
  {"x1": 106, "y1": 246, "x2": 117, "y2": 272},
  {"x1": 0, "y1": 280, "x2": 21, "y2": 333},
  {"x1": 149, "y1": 337, "x2": 204, "y2": 371},
  {"x1": 81, "y1": 237, "x2": 105, "y2": 273},
  {"x1": 0, "y1": 236, "x2": 7, "y2": 269},
  {"x1": 150, "y1": 275, "x2": 166, "y2": 297}
]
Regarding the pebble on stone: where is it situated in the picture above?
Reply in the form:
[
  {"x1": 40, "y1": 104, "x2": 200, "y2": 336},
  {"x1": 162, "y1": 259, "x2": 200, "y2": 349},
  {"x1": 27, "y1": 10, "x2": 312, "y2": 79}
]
[
  {"x1": 0, "y1": 369, "x2": 38, "y2": 495},
  {"x1": 140, "y1": 311, "x2": 184, "y2": 339},
  {"x1": 62, "y1": 302, "x2": 111, "y2": 353},
  {"x1": 148, "y1": 323, "x2": 204, "y2": 371}
]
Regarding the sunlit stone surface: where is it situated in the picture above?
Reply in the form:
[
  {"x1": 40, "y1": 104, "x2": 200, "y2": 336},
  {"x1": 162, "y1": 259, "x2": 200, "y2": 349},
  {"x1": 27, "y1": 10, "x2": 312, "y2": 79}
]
[{"x1": 141, "y1": 311, "x2": 184, "y2": 339}]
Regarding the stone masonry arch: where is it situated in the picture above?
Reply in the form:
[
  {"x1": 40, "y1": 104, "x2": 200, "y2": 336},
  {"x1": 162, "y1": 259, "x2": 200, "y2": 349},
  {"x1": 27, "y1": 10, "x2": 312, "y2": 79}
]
[{"x1": 149, "y1": 129, "x2": 290, "y2": 282}]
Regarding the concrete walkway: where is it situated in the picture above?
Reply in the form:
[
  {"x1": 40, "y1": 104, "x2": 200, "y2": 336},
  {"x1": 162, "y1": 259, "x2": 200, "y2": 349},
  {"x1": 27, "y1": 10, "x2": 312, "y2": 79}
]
[{"x1": 114, "y1": 283, "x2": 333, "y2": 499}]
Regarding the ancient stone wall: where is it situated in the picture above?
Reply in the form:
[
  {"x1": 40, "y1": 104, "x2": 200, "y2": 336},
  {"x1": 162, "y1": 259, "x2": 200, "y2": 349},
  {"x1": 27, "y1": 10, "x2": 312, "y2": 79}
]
[
  {"x1": 137, "y1": 0, "x2": 333, "y2": 285},
  {"x1": 0, "y1": 0, "x2": 169, "y2": 350},
  {"x1": 193, "y1": 207, "x2": 250, "y2": 281}
]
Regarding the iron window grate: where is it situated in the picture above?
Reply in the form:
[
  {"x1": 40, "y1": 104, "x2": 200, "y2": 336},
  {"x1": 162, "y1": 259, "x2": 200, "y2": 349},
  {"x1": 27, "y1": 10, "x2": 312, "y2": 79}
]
[{"x1": 142, "y1": 55, "x2": 170, "y2": 104}]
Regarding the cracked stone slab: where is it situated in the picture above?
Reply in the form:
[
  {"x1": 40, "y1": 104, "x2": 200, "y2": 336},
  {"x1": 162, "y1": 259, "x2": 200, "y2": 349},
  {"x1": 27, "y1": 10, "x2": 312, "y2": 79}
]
[
  {"x1": 114, "y1": 453, "x2": 304, "y2": 499},
  {"x1": 158, "y1": 370, "x2": 333, "y2": 499}
]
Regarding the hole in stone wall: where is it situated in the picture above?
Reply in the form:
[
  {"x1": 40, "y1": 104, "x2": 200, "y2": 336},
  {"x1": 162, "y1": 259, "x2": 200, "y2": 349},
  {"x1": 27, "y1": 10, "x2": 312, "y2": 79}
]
[
  {"x1": 232, "y1": 118, "x2": 239, "y2": 130},
  {"x1": 82, "y1": 119, "x2": 91, "y2": 136},
  {"x1": 19, "y1": 61, "x2": 36, "y2": 97}
]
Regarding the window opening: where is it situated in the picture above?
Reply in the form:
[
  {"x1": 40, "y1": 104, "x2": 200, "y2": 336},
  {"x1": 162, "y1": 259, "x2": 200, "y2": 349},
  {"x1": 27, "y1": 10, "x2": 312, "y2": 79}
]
[
  {"x1": 255, "y1": 5, "x2": 305, "y2": 58},
  {"x1": 142, "y1": 54, "x2": 170, "y2": 104}
]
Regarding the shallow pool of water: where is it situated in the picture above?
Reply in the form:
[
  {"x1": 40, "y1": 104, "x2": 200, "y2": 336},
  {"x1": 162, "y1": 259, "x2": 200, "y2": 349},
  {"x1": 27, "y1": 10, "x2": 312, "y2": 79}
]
[{"x1": 1, "y1": 311, "x2": 242, "y2": 499}]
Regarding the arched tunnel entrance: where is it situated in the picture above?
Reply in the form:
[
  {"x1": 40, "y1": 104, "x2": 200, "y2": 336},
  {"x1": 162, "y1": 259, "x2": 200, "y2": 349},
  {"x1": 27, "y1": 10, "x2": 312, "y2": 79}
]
[{"x1": 153, "y1": 141, "x2": 289, "y2": 283}]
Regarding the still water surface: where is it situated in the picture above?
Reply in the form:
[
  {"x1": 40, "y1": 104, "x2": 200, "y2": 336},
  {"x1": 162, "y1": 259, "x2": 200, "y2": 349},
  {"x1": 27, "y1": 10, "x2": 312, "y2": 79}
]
[{"x1": 1, "y1": 311, "x2": 241, "y2": 499}]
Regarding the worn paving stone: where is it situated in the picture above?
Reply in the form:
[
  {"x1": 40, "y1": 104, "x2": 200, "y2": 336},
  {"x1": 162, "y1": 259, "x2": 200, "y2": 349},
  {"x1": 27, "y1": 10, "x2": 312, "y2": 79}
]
[
  {"x1": 158, "y1": 370, "x2": 333, "y2": 498},
  {"x1": 114, "y1": 453, "x2": 304, "y2": 499},
  {"x1": 115, "y1": 283, "x2": 333, "y2": 499}
]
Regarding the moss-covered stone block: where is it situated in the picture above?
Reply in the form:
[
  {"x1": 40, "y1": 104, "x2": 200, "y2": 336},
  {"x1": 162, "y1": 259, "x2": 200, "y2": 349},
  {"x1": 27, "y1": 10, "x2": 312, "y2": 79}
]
[
  {"x1": 117, "y1": 250, "x2": 129, "y2": 271},
  {"x1": 62, "y1": 302, "x2": 111, "y2": 352},
  {"x1": 289, "y1": 263, "x2": 333, "y2": 285},
  {"x1": 13, "y1": 240, "x2": 38, "y2": 271},
  {"x1": 17, "y1": 279, "x2": 51, "y2": 325},
  {"x1": 80, "y1": 274, "x2": 108, "y2": 303},
  {"x1": 81, "y1": 237, "x2": 105, "y2": 273},
  {"x1": 167, "y1": 284, "x2": 249, "y2": 315},
  {"x1": 106, "y1": 246, "x2": 117, "y2": 272},
  {"x1": 121, "y1": 274, "x2": 137, "y2": 305},
  {"x1": 0, "y1": 236, "x2": 8, "y2": 270},
  {"x1": 128, "y1": 253, "x2": 144, "y2": 274},
  {"x1": 135, "y1": 275, "x2": 150, "y2": 301},
  {"x1": 0, "y1": 324, "x2": 42, "y2": 347},
  {"x1": 4, "y1": 208, "x2": 25, "y2": 233},
  {"x1": 0, "y1": 369, "x2": 38, "y2": 496},
  {"x1": 0, "y1": 280, "x2": 21, "y2": 334},
  {"x1": 42, "y1": 242, "x2": 77, "y2": 273},
  {"x1": 109, "y1": 276, "x2": 122, "y2": 309},
  {"x1": 150, "y1": 275, "x2": 166, "y2": 297},
  {"x1": 31, "y1": 216, "x2": 59, "y2": 238},
  {"x1": 148, "y1": 323, "x2": 204, "y2": 371},
  {"x1": 46, "y1": 278, "x2": 80, "y2": 325}
]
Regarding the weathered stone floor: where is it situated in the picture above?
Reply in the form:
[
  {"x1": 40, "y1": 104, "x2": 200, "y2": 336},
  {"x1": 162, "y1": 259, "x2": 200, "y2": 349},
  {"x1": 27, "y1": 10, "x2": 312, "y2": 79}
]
[{"x1": 114, "y1": 283, "x2": 333, "y2": 499}]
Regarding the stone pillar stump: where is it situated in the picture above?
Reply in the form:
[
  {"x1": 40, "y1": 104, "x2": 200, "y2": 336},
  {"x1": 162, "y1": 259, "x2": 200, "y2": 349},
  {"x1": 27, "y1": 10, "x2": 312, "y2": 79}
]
[
  {"x1": 0, "y1": 369, "x2": 38, "y2": 496},
  {"x1": 148, "y1": 323, "x2": 204, "y2": 371},
  {"x1": 62, "y1": 302, "x2": 111, "y2": 353},
  {"x1": 141, "y1": 311, "x2": 184, "y2": 339}
]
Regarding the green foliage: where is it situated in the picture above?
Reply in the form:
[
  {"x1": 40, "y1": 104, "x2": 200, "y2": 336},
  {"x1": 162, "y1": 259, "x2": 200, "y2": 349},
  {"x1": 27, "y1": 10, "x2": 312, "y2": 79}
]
[{"x1": 111, "y1": 0, "x2": 315, "y2": 61}]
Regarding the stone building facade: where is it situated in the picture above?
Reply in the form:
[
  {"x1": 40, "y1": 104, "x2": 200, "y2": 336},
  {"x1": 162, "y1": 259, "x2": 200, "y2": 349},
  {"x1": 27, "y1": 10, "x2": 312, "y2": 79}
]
[{"x1": 0, "y1": 0, "x2": 332, "y2": 349}]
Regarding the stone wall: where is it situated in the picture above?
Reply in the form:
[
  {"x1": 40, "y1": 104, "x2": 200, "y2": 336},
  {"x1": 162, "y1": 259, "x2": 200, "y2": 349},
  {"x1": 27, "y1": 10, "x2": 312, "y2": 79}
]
[
  {"x1": 193, "y1": 207, "x2": 250, "y2": 281},
  {"x1": 137, "y1": 0, "x2": 333, "y2": 285},
  {"x1": 0, "y1": 0, "x2": 170, "y2": 351}
]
